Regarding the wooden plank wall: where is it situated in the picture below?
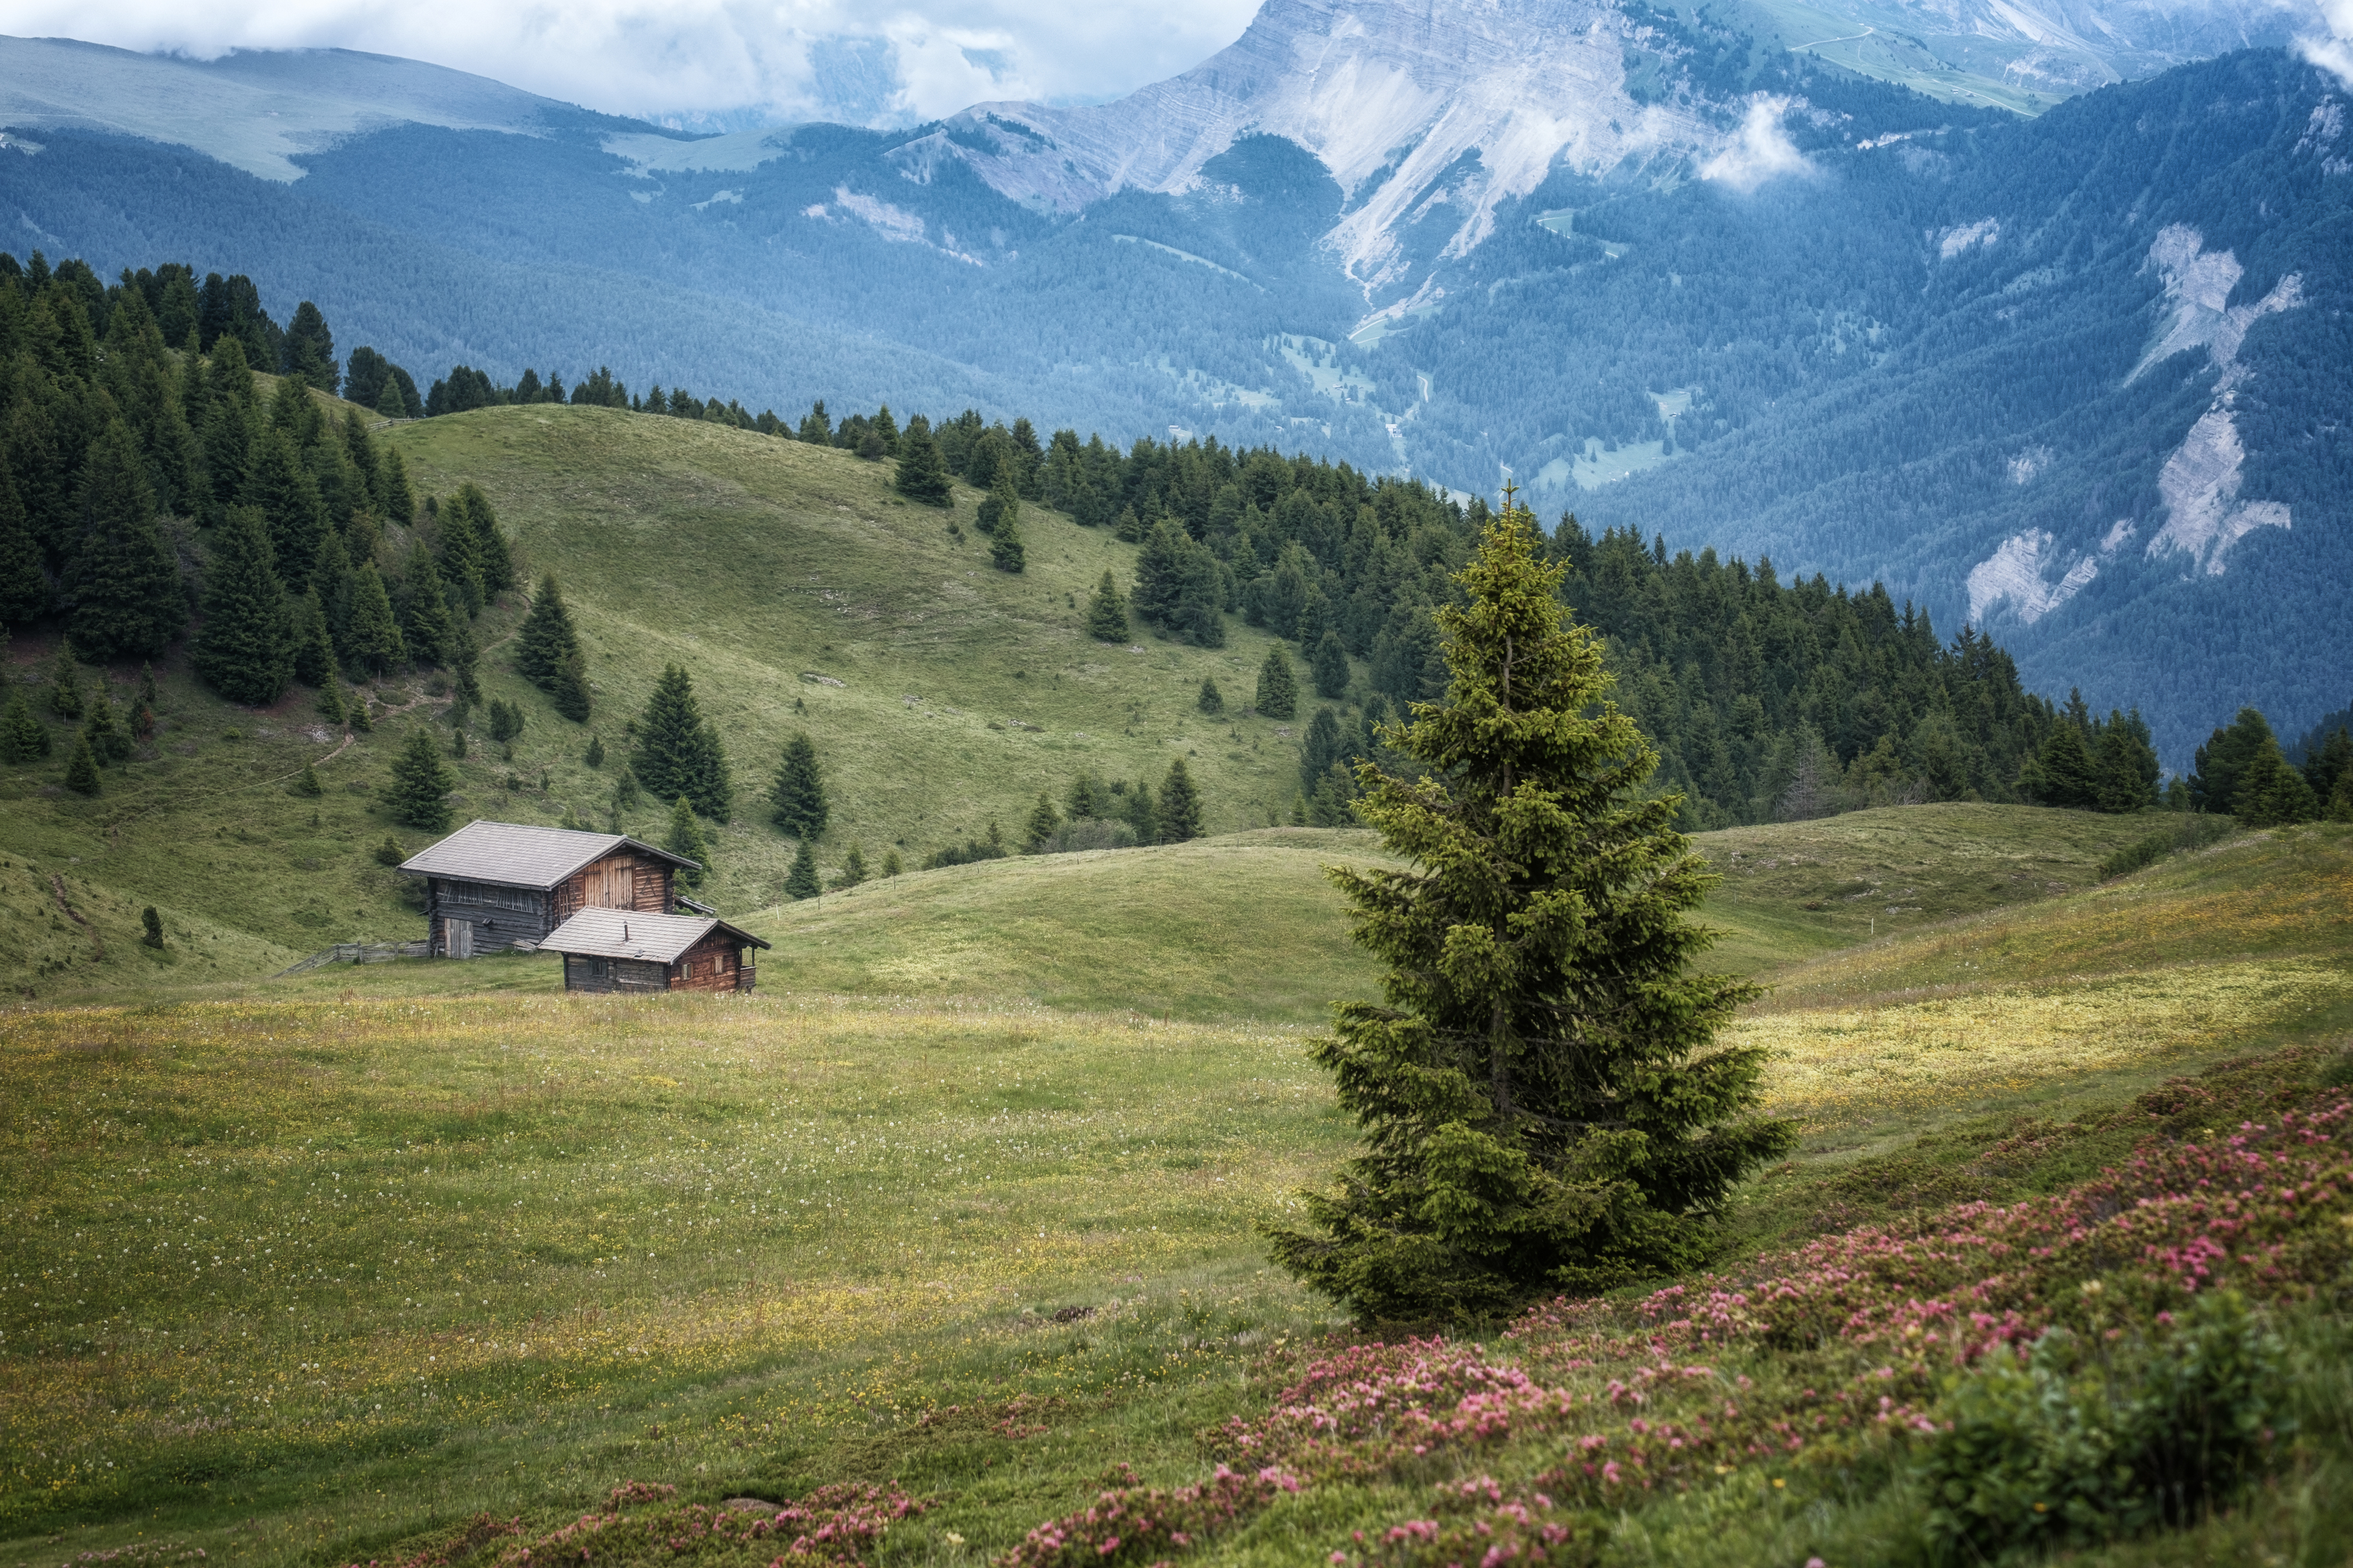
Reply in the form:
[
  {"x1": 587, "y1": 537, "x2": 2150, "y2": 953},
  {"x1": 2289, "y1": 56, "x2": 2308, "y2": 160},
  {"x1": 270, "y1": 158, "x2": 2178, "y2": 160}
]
[
  {"x1": 552, "y1": 852, "x2": 674, "y2": 925},
  {"x1": 562, "y1": 955, "x2": 673, "y2": 993},
  {"x1": 670, "y1": 933, "x2": 749, "y2": 993},
  {"x1": 427, "y1": 881, "x2": 551, "y2": 954}
]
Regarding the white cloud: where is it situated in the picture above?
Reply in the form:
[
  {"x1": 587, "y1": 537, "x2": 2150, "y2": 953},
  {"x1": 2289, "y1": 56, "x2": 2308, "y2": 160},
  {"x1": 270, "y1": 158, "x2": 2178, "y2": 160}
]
[
  {"x1": 2302, "y1": 0, "x2": 2353, "y2": 86},
  {"x1": 0, "y1": 0, "x2": 1265, "y2": 126},
  {"x1": 1698, "y1": 94, "x2": 1808, "y2": 194}
]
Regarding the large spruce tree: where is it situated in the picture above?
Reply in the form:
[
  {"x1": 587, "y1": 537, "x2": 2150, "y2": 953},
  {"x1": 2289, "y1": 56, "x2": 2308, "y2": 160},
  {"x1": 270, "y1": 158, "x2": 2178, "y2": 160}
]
[
  {"x1": 192, "y1": 504, "x2": 292, "y2": 706},
  {"x1": 1264, "y1": 497, "x2": 1792, "y2": 1320},
  {"x1": 66, "y1": 420, "x2": 184, "y2": 660},
  {"x1": 634, "y1": 663, "x2": 731, "y2": 818},
  {"x1": 768, "y1": 732, "x2": 828, "y2": 838}
]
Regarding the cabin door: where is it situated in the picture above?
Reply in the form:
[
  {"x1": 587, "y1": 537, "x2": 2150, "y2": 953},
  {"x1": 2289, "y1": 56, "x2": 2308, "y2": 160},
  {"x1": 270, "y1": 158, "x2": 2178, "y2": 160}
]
[{"x1": 444, "y1": 917, "x2": 475, "y2": 959}]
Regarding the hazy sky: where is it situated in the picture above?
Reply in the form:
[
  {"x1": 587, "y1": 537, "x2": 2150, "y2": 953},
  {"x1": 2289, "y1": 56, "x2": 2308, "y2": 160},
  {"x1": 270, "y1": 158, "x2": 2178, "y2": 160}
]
[{"x1": 0, "y1": 0, "x2": 1269, "y2": 125}]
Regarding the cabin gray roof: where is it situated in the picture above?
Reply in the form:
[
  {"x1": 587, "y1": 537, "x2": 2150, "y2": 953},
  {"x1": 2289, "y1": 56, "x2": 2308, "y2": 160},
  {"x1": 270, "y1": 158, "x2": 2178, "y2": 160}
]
[
  {"x1": 397, "y1": 820, "x2": 699, "y2": 889},
  {"x1": 536, "y1": 906, "x2": 770, "y2": 964}
]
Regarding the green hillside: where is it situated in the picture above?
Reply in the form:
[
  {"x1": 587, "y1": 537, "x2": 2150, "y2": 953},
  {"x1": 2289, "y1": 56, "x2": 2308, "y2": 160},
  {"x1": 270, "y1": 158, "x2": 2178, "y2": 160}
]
[
  {"x1": 393, "y1": 405, "x2": 1320, "y2": 883},
  {"x1": 0, "y1": 401, "x2": 1344, "y2": 995}
]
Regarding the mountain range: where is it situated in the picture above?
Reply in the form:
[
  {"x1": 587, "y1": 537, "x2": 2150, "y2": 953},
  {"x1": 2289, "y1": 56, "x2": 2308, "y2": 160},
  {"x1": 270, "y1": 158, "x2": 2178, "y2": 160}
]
[{"x1": 0, "y1": 0, "x2": 2347, "y2": 761}]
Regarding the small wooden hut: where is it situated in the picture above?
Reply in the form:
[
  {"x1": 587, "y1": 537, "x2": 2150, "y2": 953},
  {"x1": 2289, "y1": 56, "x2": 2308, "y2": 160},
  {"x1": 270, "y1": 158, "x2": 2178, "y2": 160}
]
[
  {"x1": 536, "y1": 907, "x2": 770, "y2": 994},
  {"x1": 397, "y1": 821, "x2": 701, "y2": 958}
]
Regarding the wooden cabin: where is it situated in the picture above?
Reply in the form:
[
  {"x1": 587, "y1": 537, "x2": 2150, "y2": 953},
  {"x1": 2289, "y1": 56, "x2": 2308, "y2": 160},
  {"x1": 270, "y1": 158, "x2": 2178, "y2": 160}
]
[
  {"x1": 397, "y1": 821, "x2": 701, "y2": 958},
  {"x1": 536, "y1": 907, "x2": 770, "y2": 994}
]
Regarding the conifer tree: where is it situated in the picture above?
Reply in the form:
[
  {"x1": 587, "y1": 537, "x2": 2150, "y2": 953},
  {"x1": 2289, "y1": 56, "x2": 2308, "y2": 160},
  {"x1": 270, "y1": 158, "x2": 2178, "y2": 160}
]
[
  {"x1": 2022, "y1": 720, "x2": 2100, "y2": 809},
  {"x1": 634, "y1": 663, "x2": 731, "y2": 818},
  {"x1": 665, "y1": 796, "x2": 711, "y2": 886},
  {"x1": 515, "y1": 575, "x2": 584, "y2": 690},
  {"x1": 142, "y1": 905, "x2": 166, "y2": 948},
  {"x1": 397, "y1": 544, "x2": 456, "y2": 666},
  {"x1": 343, "y1": 563, "x2": 405, "y2": 675},
  {"x1": 63, "y1": 729, "x2": 101, "y2": 795},
  {"x1": 0, "y1": 455, "x2": 49, "y2": 622},
  {"x1": 0, "y1": 686, "x2": 50, "y2": 761},
  {"x1": 1308, "y1": 762, "x2": 1357, "y2": 827},
  {"x1": 1121, "y1": 779, "x2": 1158, "y2": 845},
  {"x1": 2190, "y1": 709, "x2": 2276, "y2": 814},
  {"x1": 1301, "y1": 706, "x2": 1343, "y2": 793},
  {"x1": 2235, "y1": 744, "x2": 2318, "y2": 827},
  {"x1": 2305, "y1": 727, "x2": 2353, "y2": 804},
  {"x1": 1158, "y1": 757, "x2": 1202, "y2": 843},
  {"x1": 1312, "y1": 630, "x2": 1351, "y2": 700},
  {"x1": 293, "y1": 761, "x2": 324, "y2": 797},
  {"x1": 317, "y1": 669, "x2": 348, "y2": 727},
  {"x1": 1263, "y1": 497, "x2": 1794, "y2": 1319},
  {"x1": 768, "y1": 731, "x2": 828, "y2": 838},
  {"x1": 784, "y1": 839, "x2": 822, "y2": 901},
  {"x1": 378, "y1": 446, "x2": 416, "y2": 526},
  {"x1": 977, "y1": 466, "x2": 1017, "y2": 536},
  {"x1": 1085, "y1": 571, "x2": 1129, "y2": 642},
  {"x1": 67, "y1": 421, "x2": 184, "y2": 659},
  {"x1": 1255, "y1": 644, "x2": 1298, "y2": 720},
  {"x1": 348, "y1": 690, "x2": 373, "y2": 732},
  {"x1": 893, "y1": 415, "x2": 953, "y2": 507},
  {"x1": 242, "y1": 425, "x2": 328, "y2": 593},
  {"x1": 290, "y1": 585, "x2": 336, "y2": 687},
  {"x1": 989, "y1": 507, "x2": 1025, "y2": 573},
  {"x1": 1025, "y1": 790, "x2": 1062, "y2": 852},
  {"x1": 192, "y1": 504, "x2": 292, "y2": 706},
  {"x1": 385, "y1": 727, "x2": 455, "y2": 831},
  {"x1": 281, "y1": 301, "x2": 339, "y2": 393},
  {"x1": 551, "y1": 651, "x2": 592, "y2": 723},
  {"x1": 48, "y1": 641, "x2": 82, "y2": 718},
  {"x1": 882, "y1": 847, "x2": 904, "y2": 878},
  {"x1": 1198, "y1": 677, "x2": 1224, "y2": 715},
  {"x1": 586, "y1": 733, "x2": 606, "y2": 768},
  {"x1": 452, "y1": 483, "x2": 510, "y2": 593},
  {"x1": 84, "y1": 685, "x2": 129, "y2": 765},
  {"x1": 836, "y1": 843, "x2": 869, "y2": 889}
]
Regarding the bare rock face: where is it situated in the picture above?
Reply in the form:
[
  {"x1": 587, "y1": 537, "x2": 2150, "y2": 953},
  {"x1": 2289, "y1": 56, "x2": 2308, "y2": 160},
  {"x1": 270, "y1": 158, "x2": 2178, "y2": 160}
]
[{"x1": 893, "y1": 0, "x2": 1716, "y2": 293}]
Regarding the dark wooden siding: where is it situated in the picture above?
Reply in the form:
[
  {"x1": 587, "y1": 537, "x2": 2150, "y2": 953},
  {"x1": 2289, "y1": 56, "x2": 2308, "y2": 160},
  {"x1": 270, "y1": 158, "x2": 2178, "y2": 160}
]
[
  {"x1": 670, "y1": 933, "x2": 751, "y2": 993},
  {"x1": 561, "y1": 954, "x2": 673, "y2": 993},
  {"x1": 426, "y1": 879, "x2": 551, "y2": 955}
]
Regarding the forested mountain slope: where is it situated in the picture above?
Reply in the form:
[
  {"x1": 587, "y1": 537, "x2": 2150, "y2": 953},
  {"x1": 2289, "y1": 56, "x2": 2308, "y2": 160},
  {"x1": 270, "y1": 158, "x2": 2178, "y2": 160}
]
[{"x1": 1, "y1": 11, "x2": 2345, "y2": 755}]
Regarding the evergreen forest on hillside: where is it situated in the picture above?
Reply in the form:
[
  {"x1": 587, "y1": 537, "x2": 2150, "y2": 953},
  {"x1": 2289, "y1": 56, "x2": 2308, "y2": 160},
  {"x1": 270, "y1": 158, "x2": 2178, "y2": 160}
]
[{"x1": 3, "y1": 245, "x2": 2347, "y2": 841}]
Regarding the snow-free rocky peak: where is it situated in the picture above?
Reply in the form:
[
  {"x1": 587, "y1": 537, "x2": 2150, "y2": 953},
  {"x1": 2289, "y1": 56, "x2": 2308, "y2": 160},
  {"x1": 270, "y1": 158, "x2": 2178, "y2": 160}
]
[{"x1": 893, "y1": 0, "x2": 1718, "y2": 294}]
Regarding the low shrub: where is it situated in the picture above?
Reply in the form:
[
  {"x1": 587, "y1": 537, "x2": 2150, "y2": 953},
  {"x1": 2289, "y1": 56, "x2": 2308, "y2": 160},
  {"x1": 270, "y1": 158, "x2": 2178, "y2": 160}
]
[
  {"x1": 1917, "y1": 1290, "x2": 2288, "y2": 1562},
  {"x1": 2099, "y1": 813, "x2": 2239, "y2": 879}
]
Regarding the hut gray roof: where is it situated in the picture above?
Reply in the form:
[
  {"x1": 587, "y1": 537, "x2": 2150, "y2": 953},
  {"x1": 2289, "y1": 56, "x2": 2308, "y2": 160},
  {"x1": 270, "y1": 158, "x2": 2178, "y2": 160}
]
[
  {"x1": 397, "y1": 820, "x2": 699, "y2": 889},
  {"x1": 536, "y1": 906, "x2": 769, "y2": 964}
]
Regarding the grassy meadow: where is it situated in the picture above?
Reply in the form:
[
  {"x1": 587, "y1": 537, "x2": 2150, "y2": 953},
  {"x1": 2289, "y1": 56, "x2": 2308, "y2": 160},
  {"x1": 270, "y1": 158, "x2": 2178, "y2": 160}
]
[
  {"x1": 6, "y1": 400, "x2": 2353, "y2": 1566},
  {"x1": 5, "y1": 817, "x2": 2350, "y2": 1567}
]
